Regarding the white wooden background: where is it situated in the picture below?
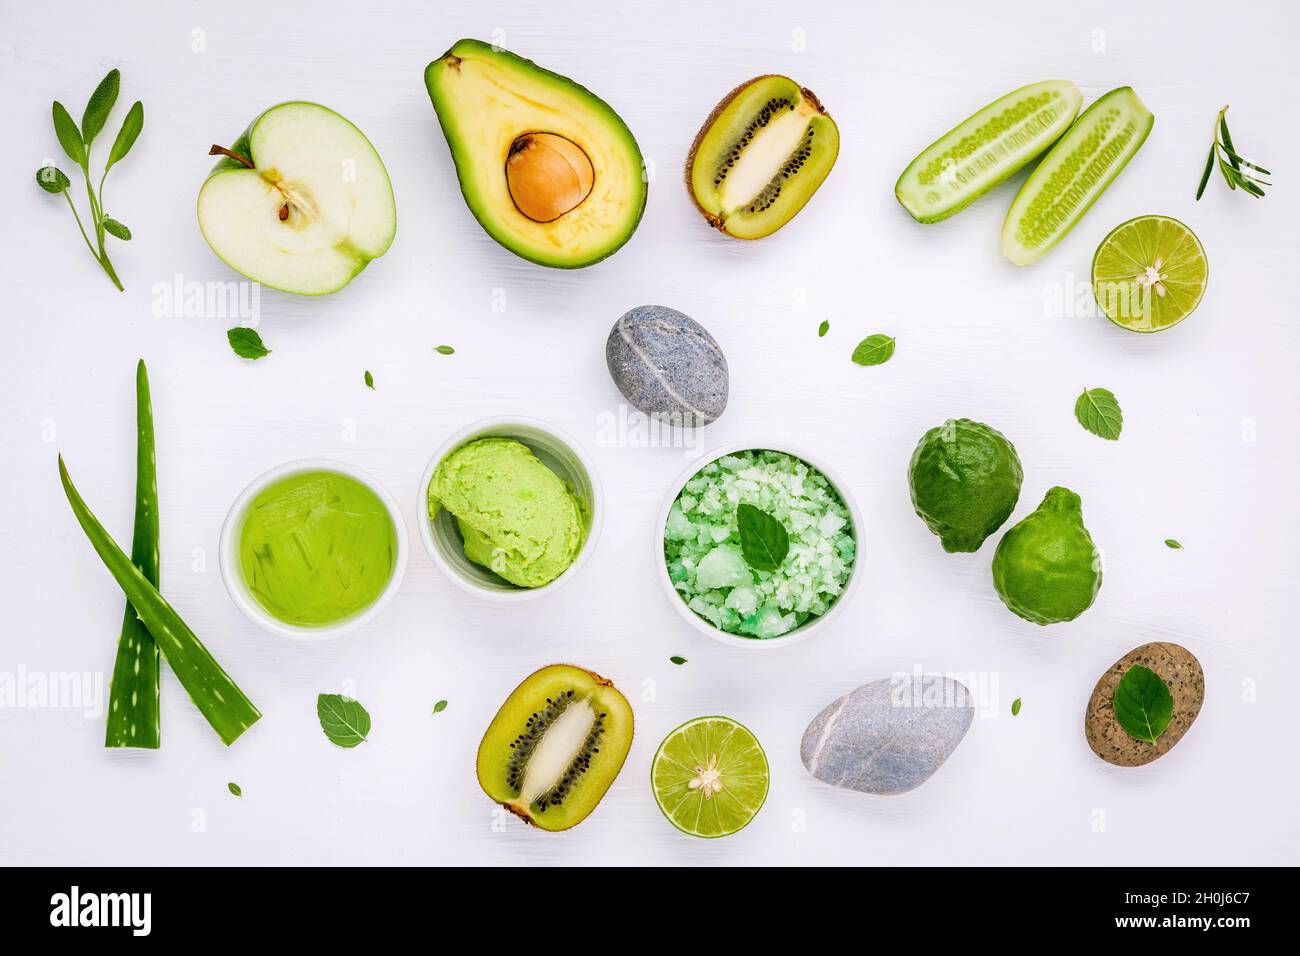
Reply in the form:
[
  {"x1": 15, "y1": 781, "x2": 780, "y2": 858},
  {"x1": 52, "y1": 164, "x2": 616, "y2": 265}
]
[{"x1": 2, "y1": 0, "x2": 1297, "y2": 866}]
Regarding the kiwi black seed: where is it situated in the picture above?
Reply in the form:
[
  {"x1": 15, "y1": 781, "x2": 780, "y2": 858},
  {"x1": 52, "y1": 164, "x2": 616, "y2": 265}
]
[{"x1": 504, "y1": 691, "x2": 608, "y2": 809}]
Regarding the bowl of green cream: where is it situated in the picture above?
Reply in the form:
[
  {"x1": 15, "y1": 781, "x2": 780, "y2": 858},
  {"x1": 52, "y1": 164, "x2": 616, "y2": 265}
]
[
  {"x1": 418, "y1": 416, "x2": 603, "y2": 601},
  {"x1": 220, "y1": 459, "x2": 408, "y2": 639}
]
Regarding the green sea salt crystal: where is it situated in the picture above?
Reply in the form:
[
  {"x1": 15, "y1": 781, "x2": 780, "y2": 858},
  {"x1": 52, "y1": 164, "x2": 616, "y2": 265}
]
[{"x1": 664, "y1": 451, "x2": 855, "y2": 639}]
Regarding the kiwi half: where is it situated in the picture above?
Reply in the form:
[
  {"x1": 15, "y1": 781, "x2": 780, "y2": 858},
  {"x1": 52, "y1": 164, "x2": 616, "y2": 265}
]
[
  {"x1": 477, "y1": 664, "x2": 633, "y2": 831},
  {"x1": 686, "y1": 75, "x2": 839, "y2": 239}
]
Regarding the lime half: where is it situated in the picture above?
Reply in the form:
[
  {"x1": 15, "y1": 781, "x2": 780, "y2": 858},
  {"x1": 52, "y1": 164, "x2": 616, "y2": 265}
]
[
  {"x1": 1091, "y1": 215, "x2": 1208, "y2": 332},
  {"x1": 651, "y1": 716, "x2": 768, "y2": 838}
]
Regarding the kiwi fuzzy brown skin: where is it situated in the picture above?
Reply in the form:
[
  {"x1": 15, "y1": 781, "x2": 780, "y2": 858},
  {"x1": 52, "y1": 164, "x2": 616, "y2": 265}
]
[
  {"x1": 684, "y1": 75, "x2": 832, "y2": 237},
  {"x1": 477, "y1": 663, "x2": 634, "y2": 832}
]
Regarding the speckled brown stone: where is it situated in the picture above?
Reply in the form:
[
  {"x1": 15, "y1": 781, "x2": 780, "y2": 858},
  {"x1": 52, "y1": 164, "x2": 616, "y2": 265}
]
[{"x1": 1085, "y1": 642, "x2": 1204, "y2": 767}]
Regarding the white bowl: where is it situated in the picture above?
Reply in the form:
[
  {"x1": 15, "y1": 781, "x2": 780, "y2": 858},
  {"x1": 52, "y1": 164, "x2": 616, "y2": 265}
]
[
  {"x1": 417, "y1": 416, "x2": 604, "y2": 602},
  {"x1": 656, "y1": 441, "x2": 864, "y2": 649},
  {"x1": 219, "y1": 458, "x2": 409, "y2": 641}
]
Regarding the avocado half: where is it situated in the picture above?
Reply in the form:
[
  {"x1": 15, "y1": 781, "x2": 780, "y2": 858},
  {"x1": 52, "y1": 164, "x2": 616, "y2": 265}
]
[{"x1": 424, "y1": 40, "x2": 648, "y2": 269}]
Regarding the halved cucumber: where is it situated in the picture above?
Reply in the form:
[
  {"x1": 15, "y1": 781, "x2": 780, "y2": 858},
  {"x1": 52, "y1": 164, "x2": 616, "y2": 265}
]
[
  {"x1": 895, "y1": 80, "x2": 1082, "y2": 223},
  {"x1": 1002, "y1": 87, "x2": 1154, "y2": 265}
]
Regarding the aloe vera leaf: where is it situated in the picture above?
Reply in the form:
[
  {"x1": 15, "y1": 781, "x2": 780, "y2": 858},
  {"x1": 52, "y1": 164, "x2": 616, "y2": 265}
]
[
  {"x1": 105, "y1": 360, "x2": 161, "y2": 749},
  {"x1": 59, "y1": 455, "x2": 260, "y2": 746}
]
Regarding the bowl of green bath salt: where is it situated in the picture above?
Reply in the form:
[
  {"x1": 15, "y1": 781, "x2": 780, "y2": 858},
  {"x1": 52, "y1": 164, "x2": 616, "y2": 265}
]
[{"x1": 658, "y1": 444, "x2": 862, "y2": 647}]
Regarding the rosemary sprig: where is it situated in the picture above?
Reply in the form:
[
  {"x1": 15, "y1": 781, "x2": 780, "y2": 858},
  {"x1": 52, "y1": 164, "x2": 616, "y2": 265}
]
[
  {"x1": 1196, "y1": 105, "x2": 1271, "y2": 200},
  {"x1": 35, "y1": 69, "x2": 144, "y2": 290}
]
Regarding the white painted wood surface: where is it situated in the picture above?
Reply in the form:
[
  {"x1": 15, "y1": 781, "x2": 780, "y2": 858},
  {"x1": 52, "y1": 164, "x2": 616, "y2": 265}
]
[{"x1": 2, "y1": 0, "x2": 1297, "y2": 865}]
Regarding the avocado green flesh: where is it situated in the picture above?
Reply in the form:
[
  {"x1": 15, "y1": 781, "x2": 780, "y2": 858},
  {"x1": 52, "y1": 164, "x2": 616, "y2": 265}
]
[
  {"x1": 424, "y1": 39, "x2": 646, "y2": 268},
  {"x1": 428, "y1": 438, "x2": 585, "y2": 588},
  {"x1": 895, "y1": 80, "x2": 1082, "y2": 223},
  {"x1": 1002, "y1": 87, "x2": 1153, "y2": 265}
]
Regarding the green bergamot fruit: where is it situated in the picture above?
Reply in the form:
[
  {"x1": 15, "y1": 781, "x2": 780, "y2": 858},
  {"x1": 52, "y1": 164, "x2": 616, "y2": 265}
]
[
  {"x1": 908, "y1": 419, "x2": 1023, "y2": 553},
  {"x1": 992, "y1": 486, "x2": 1102, "y2": 625}
]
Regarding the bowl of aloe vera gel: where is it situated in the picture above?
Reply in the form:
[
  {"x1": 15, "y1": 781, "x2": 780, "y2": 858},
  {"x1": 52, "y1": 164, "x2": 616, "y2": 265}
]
[
  {"x1": 658, "y1": 443, "x2": 862, "y2": 648},
  {"x1": 220, "y1": 460, "x2": 408, "y2": 639},
  {"x1": 418, "y1": 416, "x2": 603, "y2": 601}
]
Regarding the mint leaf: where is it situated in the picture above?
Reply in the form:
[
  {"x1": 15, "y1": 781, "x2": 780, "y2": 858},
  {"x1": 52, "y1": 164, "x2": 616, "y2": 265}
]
[
  {"x1": 364, "y1": 370, "x2": 374, "y2": 389},
  {"x1": 36, "y1": 166, "x2": 70, "y2": 194},
  {"x1": 317, "y1": 693, "x2": 371, "y2": 747},
  {"x1": 81, "y1": 69, "x2": 120, "y2": 146},
  {"x1": 817, "y1": 320, "x2": 830, "y2": 338},
  {"x1": 432, "y1": 699, "x2": 448, "y2": 714},
  {"x1": 1075, "y1": 387, "x2": 1123, "y2": 440},
  {"x1": 227, "y1": 781, "x2": 242, "y2": 797},
  {"x1": 1165, "y1": 539, "x2": 1183, "y2": 549},
  {"x1": 102, "y1": 217, "x2": 131, "y2": 241},
  {"x1": 1011, "y1": 697, "x2": 1022, "y2": 716},
  {"x1": 226, "y1": 327, "x2": 270, "y2": 360},
  {"x1": 1112, "y1": 664, "x2": 1173, "y2": 743},
  {"x1": 434, "y1": 345, "x2": 455, "y2": 355},
  {"x1": 737, "y1": 503, "x2": 789, "y2": 572},
  {"x1": 851, "y1": 334, "x2": 895, "y2": 366},
  {"x1": 670, "y1": 656, "x2": 687, "y2": 665}
]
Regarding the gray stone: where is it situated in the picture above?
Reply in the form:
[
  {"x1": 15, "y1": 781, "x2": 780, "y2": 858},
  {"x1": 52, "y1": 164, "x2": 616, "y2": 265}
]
[
  {"x1": 605, "y1": 305, "x2": 728, "y2": 426},
  {"x1": 800, "y1": 676, "x2": 974, "y2": 795}
]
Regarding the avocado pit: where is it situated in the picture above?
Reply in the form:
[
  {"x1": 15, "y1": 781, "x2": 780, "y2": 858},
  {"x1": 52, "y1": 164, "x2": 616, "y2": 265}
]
[{"x1": 505, "y1": 132, "x2": 594, "y2": 223}]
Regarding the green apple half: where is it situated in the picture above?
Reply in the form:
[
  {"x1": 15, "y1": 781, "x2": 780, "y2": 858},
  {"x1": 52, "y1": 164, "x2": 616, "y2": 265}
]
[{"x1": 197, "y1": 102, "x2": 396, "y2": 295}]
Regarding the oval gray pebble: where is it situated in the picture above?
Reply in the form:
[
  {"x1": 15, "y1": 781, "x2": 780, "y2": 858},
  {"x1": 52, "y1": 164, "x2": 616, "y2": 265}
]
[
  {"x1": 605, "y1": 305, "x2": 728, "y2": 426},
  {"x1": 800, "y1": 675, "x2": 974, "y2": 795}
]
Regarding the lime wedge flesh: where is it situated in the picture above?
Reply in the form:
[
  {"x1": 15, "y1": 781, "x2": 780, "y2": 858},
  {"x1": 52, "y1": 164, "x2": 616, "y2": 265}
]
[
  {"x1": 651, "y1": 716, "x2": 769, "y2": 838},
  {"x1": 1092, "y1": 215, "x2": 1207, "y2": 332}
]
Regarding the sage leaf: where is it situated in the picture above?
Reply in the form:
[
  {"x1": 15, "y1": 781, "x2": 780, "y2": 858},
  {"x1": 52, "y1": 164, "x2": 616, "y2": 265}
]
[
  {"x1": 317, "y1": 693, "x2": 371, "y2": 747},
  {"x1": 36, "y1": 166, "x2": 70, "y2": 194},
  {"x1": 82, "y1": 69, "x2": 120, "y2": 146},
  {"x1": 105, "y1": 101, "x2": 144, "y2": 172},
  {"x1": 1074, "y1": 387, "x2": 1123, "y2": 440},
  {"x1": 102, "y1": 217, "x2": 131, "y2": 241},
  {"x1": 1112, "y1": 664, "x2": 1173, "y2": 743},
  {"x1": 52, "y1": 101, "x2": 85, "y2": 167},
  {"x1": 737, "y1": 502, "x2": 789, "y2": 573},
  {"x1": 226, "y1": 327, "x2": 270, "y2": 360},
  {"x1": 851, "y1": 334, "x2": 895, "y2": 366}
]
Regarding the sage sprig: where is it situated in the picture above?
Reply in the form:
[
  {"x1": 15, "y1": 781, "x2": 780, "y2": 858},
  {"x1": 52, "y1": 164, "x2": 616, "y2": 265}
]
[
  {"x1": 35, "y1": 69, "x2": 144, "y2": 290},
  {"x1": 1195, "y1": 105, "x2": 1270, "y2": 200}
]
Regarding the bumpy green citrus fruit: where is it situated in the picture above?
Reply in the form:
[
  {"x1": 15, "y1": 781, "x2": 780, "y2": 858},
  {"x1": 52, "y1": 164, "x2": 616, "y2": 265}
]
[
  {"x1": 908, "y1": 419, "x2": 1023, "y2": 553},
  {"x1": 992, "y1": 486, "x2": 1101, "y2": 625}
]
